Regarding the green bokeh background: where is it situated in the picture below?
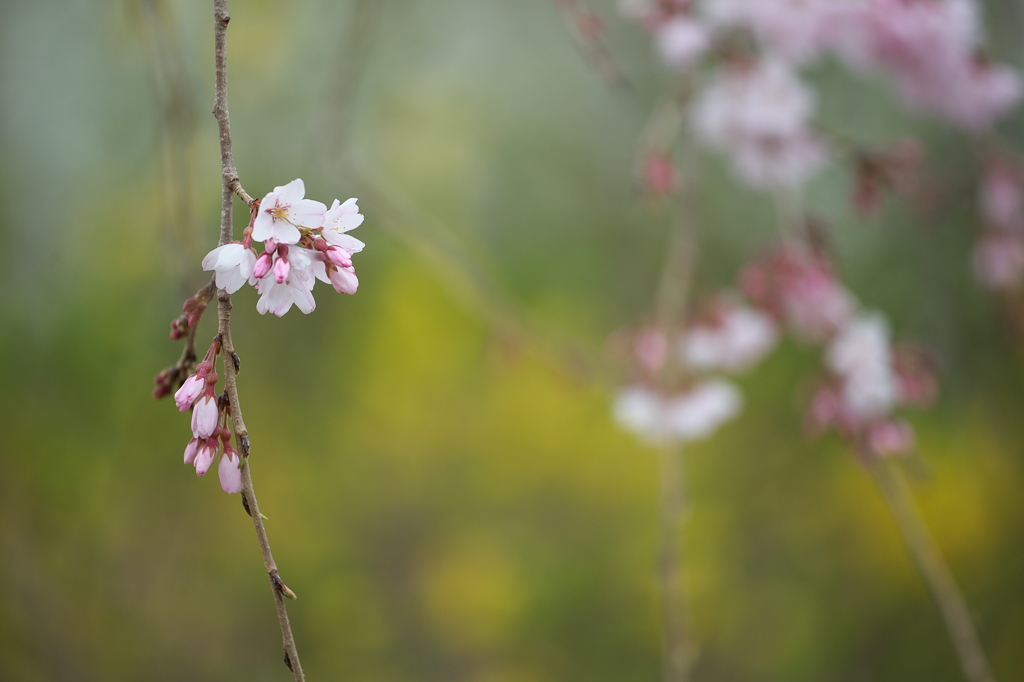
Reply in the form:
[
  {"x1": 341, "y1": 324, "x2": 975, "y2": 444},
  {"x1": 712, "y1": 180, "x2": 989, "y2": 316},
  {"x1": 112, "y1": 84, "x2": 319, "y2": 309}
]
[{"x1": 2, "y1": 1, "x2": 1023, "y2": 680}]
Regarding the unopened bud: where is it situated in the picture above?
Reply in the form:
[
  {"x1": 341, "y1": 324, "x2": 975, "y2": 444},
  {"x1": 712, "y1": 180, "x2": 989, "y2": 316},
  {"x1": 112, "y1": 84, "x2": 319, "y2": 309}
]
[{"x1": 253, "y1": 251, "x2": 273, "y2": 279}]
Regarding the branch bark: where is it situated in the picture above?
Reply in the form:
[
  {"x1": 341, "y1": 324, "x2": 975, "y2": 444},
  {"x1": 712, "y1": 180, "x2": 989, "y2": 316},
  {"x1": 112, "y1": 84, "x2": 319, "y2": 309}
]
[{"x1": 212, "y1": 2, "x2": 304, "y2": 679}]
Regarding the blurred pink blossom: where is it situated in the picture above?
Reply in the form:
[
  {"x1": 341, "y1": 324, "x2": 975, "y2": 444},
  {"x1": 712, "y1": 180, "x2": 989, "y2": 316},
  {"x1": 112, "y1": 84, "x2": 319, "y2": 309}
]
[
  {"x1": 703, "y1": 0, "x2": 859, "y2": 64},
  {"x1": 741, "y1": 245, "x2": 855, "y2": 342},
  {"x1": 972, "y1": 232, "x2": 1024, "y2": 291},
  {"x1": 839, "y1": 0, "x2": 1021, "y2": 130},
  {"x1": 680, "y1": 301, "x2": 778, "y2": 373},
  {"x1": 980, "y1": 158, "x2": 1024, "y2": 231},
  {"x1": 654, "y1": 15, "x2": 710, "y2": 69},
  {"x1": 865, "y1": 418, "x2": 915, "y2": 457},
  {"x1": 613, "y1": 380, "x2": 742, "y2": 445},
  {"x1": 826, "y1": 314, "x2": 898, "y2": 421},
  {"x1": 691, "y1": 58, "x2": 826, "y2": 188}
]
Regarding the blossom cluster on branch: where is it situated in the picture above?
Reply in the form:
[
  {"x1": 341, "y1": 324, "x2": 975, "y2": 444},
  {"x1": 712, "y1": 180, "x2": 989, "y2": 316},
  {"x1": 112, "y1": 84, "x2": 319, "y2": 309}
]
[
  {"x1": 608, "y1": 0, "x2": 1013, "y2": 455},
  {"x1": 613, "y1": 241, "x2": 936, "y2": 458},
  {"x1": 622, "y1": 0, "x2": 1020, "y2": 192},
  {"x1": 612, "y1": 298, "x2": 777, "y2": 445},
  {"x1": 203, "y1": 178, "x2": 365, "y2": 316},
  {"x1": 155, "y1": 178, "x2": 367, "y2": 493}
]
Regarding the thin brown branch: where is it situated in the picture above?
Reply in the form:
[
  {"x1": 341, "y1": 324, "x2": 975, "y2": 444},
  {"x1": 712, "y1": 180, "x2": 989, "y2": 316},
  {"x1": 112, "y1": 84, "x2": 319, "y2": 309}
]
[
  {"x1": 872, "y1": 460, "x2": 996, "y2": 682},
  {"x1": 212, "y1": 2, "x2": 304, "y2": 679},
  {"x1": 212, "y1": 0, "x2": 254, "y2": 221}
]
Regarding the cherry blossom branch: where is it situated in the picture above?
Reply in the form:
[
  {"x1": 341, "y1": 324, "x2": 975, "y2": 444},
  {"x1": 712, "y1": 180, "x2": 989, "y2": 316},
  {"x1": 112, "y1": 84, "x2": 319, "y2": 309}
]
[
  {"x1": 652, "y1": 148, "x2": 701, "y2": 682},
  {"x1": 872, "y1": 460, "x2": 996, "y2": 682},
  {"x1": 212, "y1": 2, "x2": 304, "y2": 679},
  {"x1": 212, "y1": 2, "x2": 254, "y2": 211}
]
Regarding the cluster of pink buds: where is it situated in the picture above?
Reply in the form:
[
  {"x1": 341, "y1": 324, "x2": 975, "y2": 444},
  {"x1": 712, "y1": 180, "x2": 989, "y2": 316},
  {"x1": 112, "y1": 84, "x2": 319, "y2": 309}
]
[
  {"x1": 172, "y1": 336, "x2": 243, "y2": 494},
  {"x1": 202, "y1": 179, "x2": 365, "y2": 316},
  {"x1": 740, "y1": 241, "x2": 936, "y2": 459}
]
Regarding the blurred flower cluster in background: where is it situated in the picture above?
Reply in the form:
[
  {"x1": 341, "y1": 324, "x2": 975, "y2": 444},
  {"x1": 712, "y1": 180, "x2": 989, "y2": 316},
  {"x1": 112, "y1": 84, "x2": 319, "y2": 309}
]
[{"x1": 3, "y1": 0, "x2": 1024, "y2": 680}]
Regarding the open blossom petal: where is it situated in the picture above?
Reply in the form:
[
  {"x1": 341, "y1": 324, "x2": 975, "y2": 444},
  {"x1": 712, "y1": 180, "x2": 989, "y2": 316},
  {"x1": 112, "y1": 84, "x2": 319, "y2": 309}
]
[
  {"x1": 334, "y1": 234, "x2": 365, "y2": 255},
  {"x1": 322, "y1": 198, "x2": 364, "y2": 246},
  {"x1": 252, "y1": 179, "x2": 326, "y2": 244},
  {"x1": 255, "y1": 273, "x2": 316, "y2": 316},
  {"x1": 190, "y1": 395, "x2": 219, "y2": 439},
  {"x1": 202, "y1": 243, "x2": 256, "y2": 294}
]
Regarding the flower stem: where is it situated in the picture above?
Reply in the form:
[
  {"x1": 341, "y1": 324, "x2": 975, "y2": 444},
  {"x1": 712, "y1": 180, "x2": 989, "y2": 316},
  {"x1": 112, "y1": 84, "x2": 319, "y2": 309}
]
[
  {"x1": 872, "y1": 460, "x2": 995, "y2": 682},
  {"x1": 212, "y1": 1, "x2": 304, "y2": 679},
  {"x1": 658, "y1": 442, "x2": 690, "y2": 682}
]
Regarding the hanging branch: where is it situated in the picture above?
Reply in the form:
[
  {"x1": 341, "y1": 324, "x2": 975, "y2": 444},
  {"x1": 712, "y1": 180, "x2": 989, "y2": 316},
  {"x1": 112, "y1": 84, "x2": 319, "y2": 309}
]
[
  {"x1": 211, "y1": 1, "x2": 304, "y2": 679},
  {"x1": 873, "y1": 460, "x2": 995, "y2": 682}
]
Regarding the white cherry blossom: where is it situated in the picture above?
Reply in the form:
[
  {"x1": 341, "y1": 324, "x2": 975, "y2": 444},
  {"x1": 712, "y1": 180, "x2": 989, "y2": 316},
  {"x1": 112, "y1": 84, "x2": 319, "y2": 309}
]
[
  {"x1": 252, "y1": 179, "x2": 327, "y2": 245},
  {"x1": 202, "y1": 242, "x2": 256, "y2": 294}
]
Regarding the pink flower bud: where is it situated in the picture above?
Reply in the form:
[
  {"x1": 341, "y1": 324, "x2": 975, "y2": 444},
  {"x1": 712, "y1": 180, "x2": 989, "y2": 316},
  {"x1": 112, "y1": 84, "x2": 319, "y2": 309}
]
[
  {"x1": 174, "y1": 374, "x2": 206, "y2": 412},
  {"x1": 642, "y1": 151, "x2": 677, "y2": 197},
  {"x1": 194, "y1": 439, "x2": 218, "y2": 476},
  {"x1": 253, "y1": 251, "x2": 273, "y2": 279},
  {"x1": 273, "y1": 246, "x2": 291, "y2": 284},
  {"x1": 325, "y1": 245, "x2": 353, "y2": 269},
  {"x1": 327, "y1": 264, "x2": 359, "y2": 294},
  {"x1": 218, "y1": 448, "x2": 243, "y2": 494},
  {"x1": 866, "y1": 420, "x2": 915, "y2": 458},
  {"x1": 183, "y1": 437, "x2": 200, "y2": 465},
  {"x1": 191, "y1": 395, "x2": 219, "y2": 439}
]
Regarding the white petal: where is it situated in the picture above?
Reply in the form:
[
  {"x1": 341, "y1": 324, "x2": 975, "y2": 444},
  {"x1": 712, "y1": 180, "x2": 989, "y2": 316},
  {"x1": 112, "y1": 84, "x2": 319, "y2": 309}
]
[
  {"x1": 251, "y1": 206, "x2": 277, "y2": 242},
  {"x1": 270, "y1": 222, "x2": 301, "y2": 245},
  {"x1": 275, "y1": 179, "x2": 305, "y2": 204},
  {"x1": 336, "y1": 235, "x2": 365, "y2": 254}
]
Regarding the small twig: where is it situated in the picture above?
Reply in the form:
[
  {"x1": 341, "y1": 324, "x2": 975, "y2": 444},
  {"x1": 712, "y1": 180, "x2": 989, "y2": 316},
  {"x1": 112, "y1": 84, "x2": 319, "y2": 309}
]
[
  {"x1": 872, "y1": 460, "x2": 996, "y2": 682},
  {"x1": 212, "y1": 2, "x2": 304, "y2": 679}
]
